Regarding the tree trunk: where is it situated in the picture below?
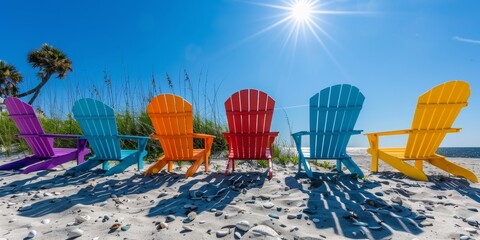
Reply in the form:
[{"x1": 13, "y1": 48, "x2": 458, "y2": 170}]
[
  {"x1": 27, "y1": 78, "x2": 49, "y2": 105},
  {"x1": 16, "y1": 72, "x2": 52, "y2": 105}
]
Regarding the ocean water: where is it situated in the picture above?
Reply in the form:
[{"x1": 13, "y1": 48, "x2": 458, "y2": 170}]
[
  {"x1": 436, "y1": 147, "x2": 480, "y2": 158},
  {"x1": 282, "y1": 147, "x2": 480, "y2": 158},
  {"x1": 345, "y1": 147, "x2": 480, "y2": 158}
]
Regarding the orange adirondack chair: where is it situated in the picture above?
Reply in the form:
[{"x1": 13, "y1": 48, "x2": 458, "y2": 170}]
[
  {"x1": 223, "y1": 89, "x2": 279, "y2": 179},
  {"x1": 144, "y1": 94, "x2": 215, "y2": 178}
]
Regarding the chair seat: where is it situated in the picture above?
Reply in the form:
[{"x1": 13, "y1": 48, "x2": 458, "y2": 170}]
[
  {"x1": 164, "y1": 149, "x2": 205, "y2": 161},
  {"x1": 374, "y1": 148, "x2": 436, "y2": 160},
  {"x1": 121, "y1": 149, "x2": 139, "y2": 159},
  {"x1": 52, "y1": 148, "x2": 78, "y2": 157},
  {"x1": 297, "y1": 147, "x2": 347, "y2": 159}
]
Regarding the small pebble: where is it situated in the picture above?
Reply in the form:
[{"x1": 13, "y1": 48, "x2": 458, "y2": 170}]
[
  {"x1": 121, "y1": 224, "x2": 131, "y2": 231},
  {"x1": 110, "y1": 223, "x2": 121, "y2": 230},
  {"x1": 465, "y1": 227, "x2": 477, "y2": 233},
  {"x1": 236, "y1": 220, "x2": 251, "y2": 231},
  {"x1": 391, "y1": 197, "x2": 402, "y2": 205},
  {"x1": 27, "y1": 229, "x2": 37, "y2": 239},
  {"x1": 159, "y1": 222, "x2": 168, "y2": 229},
  {"x1": 268, "y1": 213, "x2": 279, "y2": 219},
  {"x1": 216, "y1": 230, "x2": 229, "y2": 237},
  {"x1": 67, "y1": 228, "x2": 83, "y2": 238},
  {"x1": 419, "y1": 222, "x2": 433, "y2": 227},
  {"x1": 263, "y1": 202, "x2": 274, "y2": 209},
  {"x1": 75, "y1": 215, "x2": 91, "y2": 224},
  {"x1": 182, "y1": 226, "x2": 193, "y2": 232},
  {"x1": 166, "y1": 215, "x2": 176, "y2": 222},
  {"x1": 414, "y1": 215, "x2": 426, "y2": 220},
  {"x1": 188, "y1": 212, "x2": 197, "y2": 221}
]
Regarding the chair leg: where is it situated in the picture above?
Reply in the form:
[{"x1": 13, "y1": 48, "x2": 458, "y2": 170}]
[
  {"x1": 204, "y1": 153, "x2": 209, "y2": 172},
  {"x1": 102, "y1": 161, "x2": 109, "y2": 171},
  {"x1": 414, "y1": 160, "x2": 423, "y2": 171},
  {"x1": 341, "y1": 157, "x2": 365, "y2": 179},
  {"x1": 105, "y1": 155, "x2": 137, "y2": 176},
  {"x1": 225, "y1": 159, "x2": 232, "y2": 176},
  {"x1": 0, "y1": 155, "x2": 42, "y2": 170},
  {"x1": 336, "y1": 160, "x2": 342, "y2": 172},
  {"x1": 268, "y1": 158, "x2": 273, "y2": 180},
  {"x1": 186, "y1": 159, "x2": 204, "y2": 179},
  {"x1": 378, "y1": 153, "x2": 428, "y2": 181},
  {"x1": 76, "y1": 139, "x2": 90, "y2": 165},
  {"x1": 367, "y1": 135, "x2": 379, "y2": 172},
  {"x1": 144, "y1": 156, "x2": 168, "y2": 176},
  {"x1": 23, "y1": 151, "x2": 78, "y2": 174},
  {"x1": 302, "y1": 157, "x2": 313, "y2": 178},
  {"x1": 232, "y1": 160, "x2": 235, "y2": 172},
  {"x1": 298, "y1": 156, "x2": 302, "y2": 174},
  {"x1": 429, "y1": 157, "x2": 479, "y2": 183},
  {"x1": 136, "y1": 139, "x2": 148, "y2": 170},
  {"x1": 168, "y1": 162, "x2": 173, "y2": 172}
]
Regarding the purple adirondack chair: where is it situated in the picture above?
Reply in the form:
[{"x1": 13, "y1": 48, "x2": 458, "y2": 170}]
[{"x1": 0, "y1": 97, "x2": 91, "y2": 174}]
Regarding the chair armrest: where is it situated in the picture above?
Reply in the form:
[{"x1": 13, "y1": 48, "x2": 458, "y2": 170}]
[
  {"x1": 291, "y1": 131, "x2": 308, "y2": 138},
  {"x1": 223, "y1": 132, "x2": 278, "y2": 138},
  {"x1": 364, "y1": 129, "x2": 411, "y2": 136},
  {"x1": 117, "y1": 135, "x2": 150, "y2": 140},
  {"x1": 292, "y1": 130, "x2": 363, "y2": 137},
  {"x1": 18, "y1": 134, "x2": 80, "y2": 139},
  {"x1": 43, "y1": 134, "x2": 81, "y2": 139},
  {"x1": 364, "y1": 128, "x2": 461, "y2": 137},
  {"x1": 192, "y1": 133, "x2": 216, "y2": 139}
]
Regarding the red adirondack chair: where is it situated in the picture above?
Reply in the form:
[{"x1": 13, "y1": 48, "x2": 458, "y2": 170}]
[{"x1": 223, "y1": 89, "x2": 279, "y2": 179}]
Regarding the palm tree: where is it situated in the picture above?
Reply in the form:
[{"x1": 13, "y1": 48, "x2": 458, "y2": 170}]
[
  {"x1": 0, "y1": 60, "x2": 23, "y2": 98},
  {"x1": 17, "y1": 44, "x2": 72, "y2": 104}
]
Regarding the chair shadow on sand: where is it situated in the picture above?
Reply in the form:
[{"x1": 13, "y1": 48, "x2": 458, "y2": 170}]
[
  {"x1": 14, "y1": 168, "x2": 266, "y2": 218},
  {"x1": 286, "y1": 172, "x2": 424, "y2": 239},
  {"x1": 374, "y1": 171, "x2": 480, "y2": 203},
  {"x1": 148, "y1": 171, "x2": 266, "y2": 218},
  {"x1": 13, "y1": 169, "x2": 187, "y2": 217}
]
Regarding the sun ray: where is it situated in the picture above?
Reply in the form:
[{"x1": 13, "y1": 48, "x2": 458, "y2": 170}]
[{"x1": 242, "y1": 0, "x2": 371, "y2": 51}]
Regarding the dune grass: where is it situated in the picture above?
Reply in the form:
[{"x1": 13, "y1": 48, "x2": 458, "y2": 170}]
[{"x1": 0, "y1": 69, "x2": 297, "y2": 166}]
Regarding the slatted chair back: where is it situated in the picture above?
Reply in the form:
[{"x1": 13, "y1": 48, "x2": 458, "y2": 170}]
[
  {"x1": 224, "y1": 89, "x2": 275, "y2": 159},
  {"x1": 405, "y1": 81, "x2": 469, "y2": 158},
  {"x1": 147, "y1": 94, "x2": 194, "y2": 159},
  {"x1": 309, "y1": 84, "x2": 364, "y2": 158},
  {"x1": 5, "y1": 97, "x2": 54, "y2": 157},
  {"x1": 72, "y1": 98, "x2": 121, "y2": 159}
]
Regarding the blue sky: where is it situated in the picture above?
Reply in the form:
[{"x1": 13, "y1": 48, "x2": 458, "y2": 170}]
[{"x1": 1, "y1": 0, "x2": 479, "y2": 147}]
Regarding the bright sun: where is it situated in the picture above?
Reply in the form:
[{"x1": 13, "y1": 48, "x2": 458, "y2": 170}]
[
  {"x1": 244, "y1": 0, "x2": 366, "y2": 55},
  {"x1": 291, "y1": 1, "x2": 313, "y2": 23}
]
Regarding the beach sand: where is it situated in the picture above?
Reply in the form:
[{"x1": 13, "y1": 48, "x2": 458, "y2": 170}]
[{"x1": 1, "y1": 149, "x2": 479, "y2": 240}]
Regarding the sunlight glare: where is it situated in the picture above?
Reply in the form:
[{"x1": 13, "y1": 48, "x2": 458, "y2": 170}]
[{"x1": 291, "y1": 1, "x2": 313, "y2": 23}]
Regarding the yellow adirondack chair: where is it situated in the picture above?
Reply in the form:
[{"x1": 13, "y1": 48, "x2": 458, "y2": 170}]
[
  {"x1": 365, "y1": 80, "x2": 478, "y2": 182},
  {"x1": 144, "y1": 94, "x2": 215, "y2": 178}
]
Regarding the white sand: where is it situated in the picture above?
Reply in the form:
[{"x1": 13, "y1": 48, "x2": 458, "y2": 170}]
[{"x1": 0, "y1": 149, "x2": 479, "y2": 240}]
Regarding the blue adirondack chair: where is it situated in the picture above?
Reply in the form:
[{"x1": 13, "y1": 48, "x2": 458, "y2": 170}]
[
  {"x1": 292, "y1": 84, "x2": 365, "y2": 178},
  {"x1": 67, "y1": 98, "x2": 148, "y2": 175}
]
